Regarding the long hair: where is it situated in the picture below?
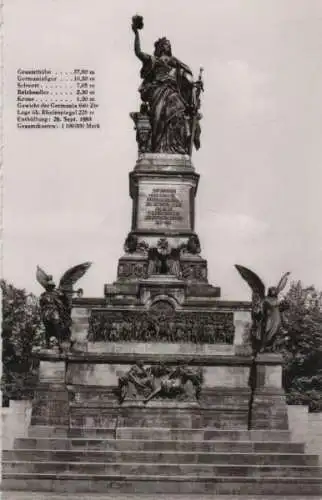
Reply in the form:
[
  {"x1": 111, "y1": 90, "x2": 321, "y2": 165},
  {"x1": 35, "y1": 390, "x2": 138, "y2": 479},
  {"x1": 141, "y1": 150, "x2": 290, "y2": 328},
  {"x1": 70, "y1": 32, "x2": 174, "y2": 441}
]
[{"x1": 154, "y1": 37, "x2": 172, "y2": 57}]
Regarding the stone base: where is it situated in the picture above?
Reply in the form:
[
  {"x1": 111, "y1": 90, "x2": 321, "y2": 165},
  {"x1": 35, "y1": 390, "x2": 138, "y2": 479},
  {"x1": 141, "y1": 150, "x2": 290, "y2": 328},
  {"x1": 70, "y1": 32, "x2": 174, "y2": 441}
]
[
  {"x1": 3, "y1": 348, "x2": 315, "y2": 494},
  {"x1": 121, "y1": 400, "x2": 199, "y2": 408},
  {"x1": 29, "y1": 348, "x2": 285, "y2": 431},
  {"x1": 115, "y1": 406, "x2": 247, "y2": 429},
  {"x1": 3, "y1": 475, "x2": 322, "y2": 495},
  {"x1": 134, "y1": 153, "x2": 195, "y2": 172}
]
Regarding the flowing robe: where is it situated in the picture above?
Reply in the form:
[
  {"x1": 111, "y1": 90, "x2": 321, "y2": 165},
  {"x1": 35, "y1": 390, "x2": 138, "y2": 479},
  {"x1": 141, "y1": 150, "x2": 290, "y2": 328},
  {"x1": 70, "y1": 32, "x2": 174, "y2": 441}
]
[
  {"x1": 39, "y1": 289, "x2": 72, "y2": 346},
  {"x1": 139, "y1": 55, "x2": 201, "y2": 154},
  {"x1": 262, "y1": 296, "x2": 281, "y2": 346}
]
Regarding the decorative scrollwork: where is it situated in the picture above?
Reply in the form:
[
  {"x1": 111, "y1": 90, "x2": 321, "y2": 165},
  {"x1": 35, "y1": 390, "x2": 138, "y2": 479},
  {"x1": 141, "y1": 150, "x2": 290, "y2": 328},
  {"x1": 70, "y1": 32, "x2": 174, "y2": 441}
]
[
  {"x1": 181, "y1": 262, "x2": 207, "y2": 281},
  {"x1": 123, "y1": 233, "x2": 149, "y2": 255},
  {"x1": 117, "y1": 261, "x2": 148, "y2": 279}
]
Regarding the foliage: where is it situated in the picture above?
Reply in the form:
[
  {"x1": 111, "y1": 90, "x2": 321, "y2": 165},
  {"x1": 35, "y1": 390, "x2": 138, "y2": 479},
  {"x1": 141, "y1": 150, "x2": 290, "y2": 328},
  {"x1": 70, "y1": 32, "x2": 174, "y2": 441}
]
[
  {"x1": 1, "y1": 279, "x2": 44, "y2": 405},
  {"x1": 277, "y1": 281, "x2": 322, "y2": 412}
]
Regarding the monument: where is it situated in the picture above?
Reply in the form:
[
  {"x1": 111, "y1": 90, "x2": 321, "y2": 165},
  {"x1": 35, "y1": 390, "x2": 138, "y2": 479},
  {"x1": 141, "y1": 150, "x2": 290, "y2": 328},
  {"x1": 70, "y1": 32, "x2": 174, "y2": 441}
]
[
  {"x1": 91, "y1": 15, "x2": 235, "y2": 348},
  {"x1": 2, "y1": 15, "x2": 322, "y2": 495}
]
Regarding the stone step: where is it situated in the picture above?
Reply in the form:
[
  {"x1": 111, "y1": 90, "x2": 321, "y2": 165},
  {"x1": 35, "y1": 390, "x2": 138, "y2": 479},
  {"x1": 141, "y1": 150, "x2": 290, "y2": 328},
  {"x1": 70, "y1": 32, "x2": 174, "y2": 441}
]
[
  {"x1": 28, "y1": 426, "x2": 77, "y2": 438},
  {"x1": 28, "y1": 426, "x2": 293, "y2": 441},
  {"x1": 71, "y1": 411, "x2": 249, "y2": 429},
  {"x1": 2, "y1": 495, "x2": 322, "y2": 500},
  {"x1": 3, "y1": 461, "x2": 322, "y2": 477},
  {"x1": 13, "y1": 437, "x2": 305, "y2": 453},
  {"x1": 4, "y1": 449, "x2": 318, "y2": 466},
  {"x1": 2, "y1": 473, "x2": 322, "y2": 495},
  {"x1": 114, "y1": 427, "x2": 292, "y2": 441}
]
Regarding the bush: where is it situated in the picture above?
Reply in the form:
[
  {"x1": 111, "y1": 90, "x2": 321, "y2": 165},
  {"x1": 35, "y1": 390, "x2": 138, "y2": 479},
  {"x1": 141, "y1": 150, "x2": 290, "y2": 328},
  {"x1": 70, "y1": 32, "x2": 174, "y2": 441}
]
[
  {"x1": 1, "y1": 280, "x2": 44, "y2": 404},
  {"x1": 278, "y1": 281, "x2": 322, "y2": 412}
]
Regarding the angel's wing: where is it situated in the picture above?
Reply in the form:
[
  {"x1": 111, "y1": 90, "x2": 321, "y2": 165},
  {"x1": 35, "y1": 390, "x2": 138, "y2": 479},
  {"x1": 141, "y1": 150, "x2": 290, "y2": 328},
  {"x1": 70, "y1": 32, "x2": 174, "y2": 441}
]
[
  {"x1": 276, "y1": 272, "x2": 290, "y2": 295},
  {"x1": 235, "y1": 264, "x2": 266, "y2": 299},
  {"x1": 59, "y1": 262, "x2": 92, "y2": 291},
  {"x1": 36, "y1": 266, "x2": 51, "y2": 289}
]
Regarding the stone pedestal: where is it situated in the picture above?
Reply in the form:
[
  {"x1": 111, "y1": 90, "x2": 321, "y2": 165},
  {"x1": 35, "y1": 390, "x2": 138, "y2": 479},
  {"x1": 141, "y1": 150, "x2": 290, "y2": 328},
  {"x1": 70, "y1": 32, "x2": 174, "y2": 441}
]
[
  {"x1": 116, "y1": 153, "x2": 205, "y2": 295},
  {"x1": 70, "y1": 307, "x2": 90, "y2": 352},
  {"x1": 64, "y1": 151, "x2": 252, "y2": 353},
  {"x1": 29, "y1": 348, "x2": 288, "y2": 432},
  {"x1": 130, "y1": 153, "x2": 199, "y2": 239},
  {"x1": 251, "y1": 353, "x2": 289, "y2": 430}
]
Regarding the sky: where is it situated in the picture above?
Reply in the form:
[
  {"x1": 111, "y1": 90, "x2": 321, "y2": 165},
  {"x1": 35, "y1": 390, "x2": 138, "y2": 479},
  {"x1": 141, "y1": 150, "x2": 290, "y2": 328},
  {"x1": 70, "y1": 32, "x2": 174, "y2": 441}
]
[{"x1": 3, "y1": 0, "x2": 322, "y2": 301}]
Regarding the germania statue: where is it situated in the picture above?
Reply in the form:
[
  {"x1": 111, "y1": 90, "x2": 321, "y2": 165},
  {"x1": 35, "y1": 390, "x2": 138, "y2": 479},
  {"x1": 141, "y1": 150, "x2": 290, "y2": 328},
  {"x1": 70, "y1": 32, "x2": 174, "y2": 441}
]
[{"x1": 131, "y1": 15, "x2": 203, "y2": 155}]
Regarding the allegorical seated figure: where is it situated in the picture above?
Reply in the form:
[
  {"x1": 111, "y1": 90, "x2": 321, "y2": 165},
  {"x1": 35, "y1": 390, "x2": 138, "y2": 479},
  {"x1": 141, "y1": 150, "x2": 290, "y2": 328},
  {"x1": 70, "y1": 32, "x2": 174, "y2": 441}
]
[
  {"x1": 117, "y1": 361, "x2": 203, "y2": 404},
  {"x1": 132, "y1": 15, "x2": 203, "y2": 155},
  {"x1": 118, "y1": 361, "x2": 154, "y2": 402},
  {"x1": 144, "y1": 361, "x2": 203, "y2": 403},
  {"x1": 181, "y1": 234, "x2": 201, "y2": 255},
  {"x1": 123, "y1": 232, "x2": 149, "y2": 254}
]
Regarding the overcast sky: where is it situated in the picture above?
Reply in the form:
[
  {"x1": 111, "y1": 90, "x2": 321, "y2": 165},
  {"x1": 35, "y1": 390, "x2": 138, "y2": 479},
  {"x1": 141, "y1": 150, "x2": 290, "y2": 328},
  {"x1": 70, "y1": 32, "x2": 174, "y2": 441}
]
[{"x1": 3, "y1": 0, "x2": 322, "y2": 300}]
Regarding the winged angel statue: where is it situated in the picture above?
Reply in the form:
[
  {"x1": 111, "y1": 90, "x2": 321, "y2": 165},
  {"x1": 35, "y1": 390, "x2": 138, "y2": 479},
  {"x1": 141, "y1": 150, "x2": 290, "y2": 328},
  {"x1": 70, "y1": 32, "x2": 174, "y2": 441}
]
[
  {"x1": 235, "y1": 265, "x2": 290, "y2": 354},
  {"x1": 36, "y1": 262, "x2": 92, "y2": 352}
]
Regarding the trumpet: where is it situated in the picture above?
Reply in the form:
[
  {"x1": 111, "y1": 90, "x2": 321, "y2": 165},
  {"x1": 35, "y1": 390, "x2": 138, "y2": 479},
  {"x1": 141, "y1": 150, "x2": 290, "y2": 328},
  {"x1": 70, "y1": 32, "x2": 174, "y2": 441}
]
[{"x1": 59, "y1": 287, "x2": 84, "y2": 298}]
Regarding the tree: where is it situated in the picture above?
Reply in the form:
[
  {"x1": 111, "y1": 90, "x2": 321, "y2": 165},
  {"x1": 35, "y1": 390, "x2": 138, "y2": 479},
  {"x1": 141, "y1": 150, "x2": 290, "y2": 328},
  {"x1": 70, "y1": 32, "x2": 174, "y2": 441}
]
[
  {"x1": 278, "y1": 281, "x2": 322, "y2": 411},
  {"x1": 1, "y1": 279, "x2": 44, "y2": 405}
]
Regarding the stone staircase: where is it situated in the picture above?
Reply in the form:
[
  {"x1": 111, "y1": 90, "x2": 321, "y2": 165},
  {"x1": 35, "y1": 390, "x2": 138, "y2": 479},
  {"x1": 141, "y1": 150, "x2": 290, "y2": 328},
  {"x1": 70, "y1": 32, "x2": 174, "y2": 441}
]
[
  {"x1": 2, "y1": 349, "x2": 322, "y2": 495},
  {"x1": 2, "y1": 425, "x2": 322, "y2": 495}
]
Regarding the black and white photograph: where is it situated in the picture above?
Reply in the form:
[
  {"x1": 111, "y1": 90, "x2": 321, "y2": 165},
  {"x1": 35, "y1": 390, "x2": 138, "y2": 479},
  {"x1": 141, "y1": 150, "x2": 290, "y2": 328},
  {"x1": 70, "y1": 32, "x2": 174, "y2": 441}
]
[{"x1": 1, "y1": 1, "x2": 322, "y2": 498}]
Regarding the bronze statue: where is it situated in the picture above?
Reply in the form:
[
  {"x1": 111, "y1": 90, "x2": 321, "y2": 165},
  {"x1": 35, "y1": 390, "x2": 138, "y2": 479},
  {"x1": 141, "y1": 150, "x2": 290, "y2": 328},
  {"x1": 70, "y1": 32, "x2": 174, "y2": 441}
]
[
  {"x1": 117, "y1": 360, "x2": 203, "y2": 404},
  {"x1": 235, "y1": 265, "x2": 290, "y2": 354},
  {"x1": 181, "y1": 234, "x2": 201, "y2": 255},
  {"x1": 36, "y1": 262, "x2": 92, "y2": 352},
  {"x1": 123, "y1": 232, "x2": 149, "y2": 254},
  {"x1": 131, "y1": 15, "x2": 203, "y2": 155},
  {"x1": 144, "y1": 360, "x2": 203, "y2": 403},
  {"x1": 118, "y1": 361, "x2": 153, "y2": 402}
]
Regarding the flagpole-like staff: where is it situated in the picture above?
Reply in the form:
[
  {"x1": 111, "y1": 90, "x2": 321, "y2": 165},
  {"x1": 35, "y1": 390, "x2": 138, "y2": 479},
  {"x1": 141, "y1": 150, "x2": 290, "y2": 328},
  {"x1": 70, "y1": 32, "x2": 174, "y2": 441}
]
[{"x1": 189, "y1": 67, "x2": 204, "y2": 156}]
